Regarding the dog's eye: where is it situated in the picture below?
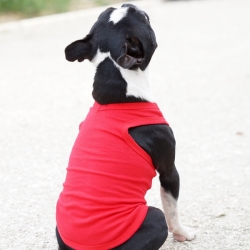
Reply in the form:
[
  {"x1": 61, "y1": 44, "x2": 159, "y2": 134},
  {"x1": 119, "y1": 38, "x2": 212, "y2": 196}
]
[{"x1": 144, "y1": 13, "x2": 150, "y2": 23}]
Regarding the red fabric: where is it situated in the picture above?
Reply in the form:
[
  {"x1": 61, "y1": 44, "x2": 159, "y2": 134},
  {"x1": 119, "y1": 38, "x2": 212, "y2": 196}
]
[{"x1": 56, "y1": 102, "x2": 168, "y2": 250}]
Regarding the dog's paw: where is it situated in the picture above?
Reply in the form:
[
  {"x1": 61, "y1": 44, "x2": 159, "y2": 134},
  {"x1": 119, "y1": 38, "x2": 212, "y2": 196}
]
[{"x1": 172, "y1": 226, "x2": 195, "y2": 242}]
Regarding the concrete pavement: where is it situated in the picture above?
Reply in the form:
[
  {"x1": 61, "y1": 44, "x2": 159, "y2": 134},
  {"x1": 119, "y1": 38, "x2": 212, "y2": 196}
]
[{"x1": 1, "y1": 0, "x2": 250, "y2": 249}]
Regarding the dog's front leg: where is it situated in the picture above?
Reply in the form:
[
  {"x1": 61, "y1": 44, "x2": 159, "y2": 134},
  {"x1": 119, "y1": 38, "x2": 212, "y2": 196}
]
[
  {"x1": 156, "y1": 126, "x2": 195, "y2": 242},
  {"x1": 129, "y1": 124, "x2": 195, "y2": 241},
  {"x1": 159, "y1": 168, "x2": 195, "y2": 241}
]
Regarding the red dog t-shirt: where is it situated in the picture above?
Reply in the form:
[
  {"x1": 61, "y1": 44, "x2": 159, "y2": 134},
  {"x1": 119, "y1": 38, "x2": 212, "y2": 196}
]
[{"x1": 56, "y1": 102, "x2": 168, "y2": 250}]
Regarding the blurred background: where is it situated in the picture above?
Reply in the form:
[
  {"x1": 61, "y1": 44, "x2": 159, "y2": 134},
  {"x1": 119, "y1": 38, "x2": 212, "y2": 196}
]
[{"x1": 0, "y1": 0, "x2": 132, "y2": 23}]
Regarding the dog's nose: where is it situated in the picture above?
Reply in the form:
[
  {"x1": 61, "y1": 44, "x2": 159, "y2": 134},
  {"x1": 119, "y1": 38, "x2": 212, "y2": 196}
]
[
  {"x1": 122, "y1": 4, "x2": 134, "y2": 8},
  {"x1": 121, "y1": 4, "x2": 136, "y2": 10}
]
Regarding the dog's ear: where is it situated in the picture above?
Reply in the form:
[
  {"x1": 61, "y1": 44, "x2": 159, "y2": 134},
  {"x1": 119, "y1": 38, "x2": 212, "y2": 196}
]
[
  {"x1": 65, "y1": 35, "x2": 92, "y2": 62},
  {"x1": 117, "y1": 36, "x2": 145, "y2": 69}
]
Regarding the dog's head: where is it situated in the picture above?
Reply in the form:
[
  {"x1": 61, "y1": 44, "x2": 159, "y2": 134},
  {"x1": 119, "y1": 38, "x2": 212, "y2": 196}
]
[{"x1": 65, "y1": 4, "x2": 157, "y2": 71}]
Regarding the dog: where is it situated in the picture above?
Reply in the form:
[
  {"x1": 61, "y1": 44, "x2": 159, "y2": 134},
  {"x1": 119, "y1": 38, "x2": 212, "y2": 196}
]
[{"x1": 56, "y1": 4, "x2": 195, "y2": 250}]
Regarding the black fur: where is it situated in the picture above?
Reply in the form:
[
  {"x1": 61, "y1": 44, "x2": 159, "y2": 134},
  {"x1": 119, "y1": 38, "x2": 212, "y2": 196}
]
[
  {"x1": 65, "y1": 6, "x2": 157, "y2": 70},
  {"x1": 129, "y1": 125, "x2": 179, "y2": 199}
]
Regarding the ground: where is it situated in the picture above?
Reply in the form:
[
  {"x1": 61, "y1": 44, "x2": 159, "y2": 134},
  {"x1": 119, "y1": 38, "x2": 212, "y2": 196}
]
[{"x1": 0, "y1": 0, "x2": 250, "y2": 249}]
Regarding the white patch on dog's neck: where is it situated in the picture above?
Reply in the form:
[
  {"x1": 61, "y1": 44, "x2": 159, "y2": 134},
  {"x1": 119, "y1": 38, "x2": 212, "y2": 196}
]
[
  {"x1": 91, "y1": 49, "x2": 110, "y2": 68},
  {"x1": 91, "y1": 49, "x2": 154, "y2": 102},
  {"x1": 109, "y1": 7, "x2": 128, "y2": 24},
  {"x1": 120, "y1": 67, "x2": 154, "y2": 102}
]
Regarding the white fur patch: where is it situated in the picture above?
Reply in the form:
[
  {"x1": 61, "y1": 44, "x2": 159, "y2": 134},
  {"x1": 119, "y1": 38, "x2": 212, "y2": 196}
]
[
  {"x1": 160, "y1": 187, "x2": 195, "y2": 241},
  {"x1": 160, "y1": 187, "x2": 180, "y2": 232},
  {"x1": 91, "y1": 49, "x2": 154, "y2": 102},
  {"x1": 91, "y1": 48, "x2": 110, "y2": 68},
  {"x1": 119, "y1": 67, "x2": 154, "y2": 102},
  {"x1": 109, "y1": 7, "x2": 128, "y2": 24}
]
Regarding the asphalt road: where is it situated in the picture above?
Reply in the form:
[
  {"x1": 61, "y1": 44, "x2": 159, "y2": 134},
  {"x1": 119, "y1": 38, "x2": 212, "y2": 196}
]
[{"x1": 0, "y1": 0, "x2": 250, "y2": 249}]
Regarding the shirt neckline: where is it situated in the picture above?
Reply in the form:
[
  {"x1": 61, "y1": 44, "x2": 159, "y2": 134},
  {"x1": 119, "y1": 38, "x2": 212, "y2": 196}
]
[{"x1": 94, "y1": 101, "x2": 158, "y2": 110}]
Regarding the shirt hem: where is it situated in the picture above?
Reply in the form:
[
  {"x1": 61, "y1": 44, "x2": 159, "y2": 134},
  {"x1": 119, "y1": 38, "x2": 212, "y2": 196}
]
[{"x1": 57, "y1": 206, "x2": 148, "y2": 250}]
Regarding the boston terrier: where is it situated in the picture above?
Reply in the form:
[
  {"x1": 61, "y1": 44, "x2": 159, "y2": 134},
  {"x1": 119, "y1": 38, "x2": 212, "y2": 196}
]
[{"x1": 56, "y1": 4, "x2": 195, "y2": 250}]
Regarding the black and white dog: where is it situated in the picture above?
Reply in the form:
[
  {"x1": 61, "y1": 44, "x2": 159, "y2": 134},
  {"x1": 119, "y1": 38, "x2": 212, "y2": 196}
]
[{"x1": 56, "y1": 4, "x2": 195, "y2": 250}]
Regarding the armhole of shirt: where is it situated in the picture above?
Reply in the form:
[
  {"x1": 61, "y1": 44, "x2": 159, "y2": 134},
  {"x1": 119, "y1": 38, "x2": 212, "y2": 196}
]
[{"x1": 121, "y1": 117, "x2": 168, "y2": 166}]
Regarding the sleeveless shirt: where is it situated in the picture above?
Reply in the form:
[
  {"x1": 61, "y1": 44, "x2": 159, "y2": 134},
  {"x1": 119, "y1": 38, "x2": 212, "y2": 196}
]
[{"x1": 56, "y1": 102, "x2": 168, "y2": 249}]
